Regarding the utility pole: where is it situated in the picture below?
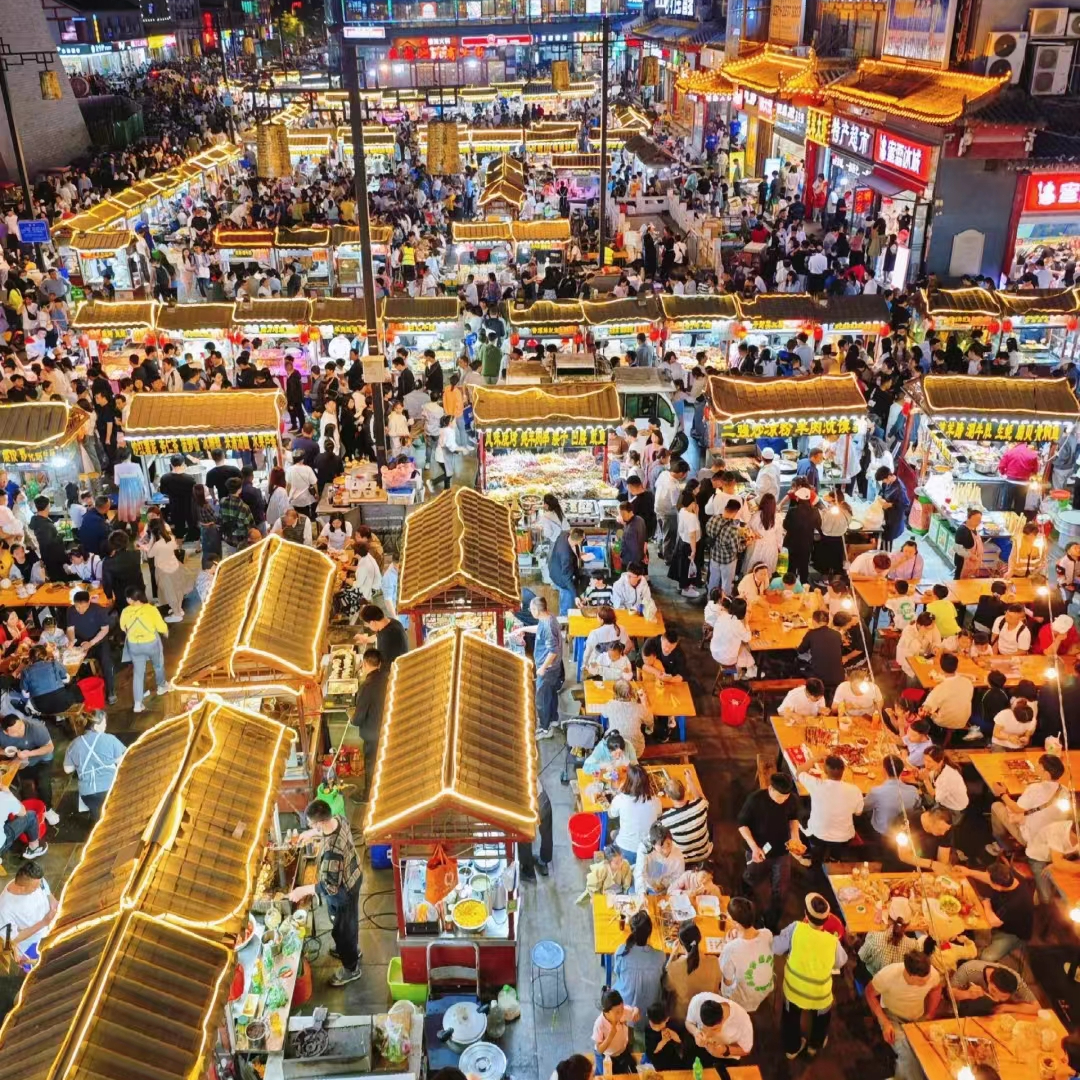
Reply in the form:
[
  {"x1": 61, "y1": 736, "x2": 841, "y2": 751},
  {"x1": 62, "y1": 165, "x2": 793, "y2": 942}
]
[
  {"x1": 596, "y1": 13, "x2": 610, "y2": 271},
  {"x1": 0, "y1": 40, "x2": 52, "y2": 271},
  {"x1": 335, "y1": 0, "x2": 385, "y2": 474}
]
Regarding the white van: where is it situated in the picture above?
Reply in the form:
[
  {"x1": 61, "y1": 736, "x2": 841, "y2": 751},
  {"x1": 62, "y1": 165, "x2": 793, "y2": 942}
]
[{"x1": 611, "y1": 367, "x2": 678, "y2": 445}]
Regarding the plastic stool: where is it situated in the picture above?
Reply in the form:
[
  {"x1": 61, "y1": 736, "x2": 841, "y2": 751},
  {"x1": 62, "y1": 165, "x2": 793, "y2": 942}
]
[
  {"x1": 531, "y1": 940, "x2": 568, "y2": 1011},
  {"x1": 900, "y1": 688, "x2": 926, "y2": 707}
]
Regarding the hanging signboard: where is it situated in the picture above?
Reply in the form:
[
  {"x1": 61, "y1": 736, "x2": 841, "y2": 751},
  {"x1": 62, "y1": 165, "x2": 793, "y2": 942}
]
[
  {"x1": 485, "y1": 425, "x2": 608, "y2": 450},
  {"x1": 723, "y1": 416, "x2": 858, "y2": 439},
  {"x1": 933, "y1": 418, "x2": 1064, "y2": 443},
  {"x1": 128, "y1": 432, "x2": 279, "y2": 456}
]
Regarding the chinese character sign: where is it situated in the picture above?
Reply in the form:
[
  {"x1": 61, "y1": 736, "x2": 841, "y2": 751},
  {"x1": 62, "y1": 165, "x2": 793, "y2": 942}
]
[
  {"x1": 807, "y1": 108, "x2": 831, "y2": 146},
  {"x1": 1024, "y1": 173, "x2": 1080, "y2": 213},
  {"x1": 830, "y1": 116, "x2": 874, "y2": 159},
  {"x1": 485, "y1": 426, "x2": 608, "y2": 451},
  {"x1": 873, "y1": 131, "x2": 932, "y2": 184},
  {"x1": 934, "y1": 418, "x2": 1062, "y2": 443},
  {"x1": 127, "y1": 433, "x2": 279, "y2": 456},
  {"x1": 722, "y1": 416, "x2": 857, "y2": 440}
]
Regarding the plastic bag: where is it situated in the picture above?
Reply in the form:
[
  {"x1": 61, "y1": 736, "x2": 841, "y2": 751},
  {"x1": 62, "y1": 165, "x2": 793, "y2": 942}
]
[
  {"x1": 497, "y1": 984, "x2": 521, "y2": 1022},
  {"x1": 861, "y1": 498, "x2": 885, "y2": 532},
  {"x1": 425, "y1": 843, "x2": 458, "y2": 904}
]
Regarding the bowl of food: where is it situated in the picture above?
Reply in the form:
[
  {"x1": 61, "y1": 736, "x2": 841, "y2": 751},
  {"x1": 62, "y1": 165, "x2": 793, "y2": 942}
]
[
  {"x1": 938, "y1": 894, "x2": 962, "y2": 917},
  {"x1": 451, "y1": 898, "x2": 488, "y2": 932}
]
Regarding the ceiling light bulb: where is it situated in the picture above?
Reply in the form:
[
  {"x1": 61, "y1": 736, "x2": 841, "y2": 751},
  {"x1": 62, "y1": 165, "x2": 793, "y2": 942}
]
[
  {"x1": 1037, "y1": 585, "x2": 1049, "y2": 596},
  {"x1": 859, "y1": 681, "x2": 871, "y2": 694},
  {"x1": 895, "y1": 830, "x2": 909, "y2": 848},
  {"x1": 1056, "y1": 796, "x2": 1071, "y2": 813},
  {"x1": 1045, "y1": 667, "x2": 1058, "y2": 680},
  {"x1": 842, "y1": 598, "x2": 853, "y2": 610},
  {"x1": 957, "y1": 1067, "x2": 975, "y2": 1080},
  {"x1": 1071, "y1": 905, "x2": 1080, "y2": 924}
]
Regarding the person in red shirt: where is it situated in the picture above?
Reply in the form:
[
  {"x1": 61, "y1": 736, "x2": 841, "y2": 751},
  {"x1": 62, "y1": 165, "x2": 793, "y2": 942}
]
[
  {"x1": 1033, "y1": 613, "x2": 1080, "y2": 656},
  {"x1": 997, "y1": 442, "x2": 1040, "y2": 516}
]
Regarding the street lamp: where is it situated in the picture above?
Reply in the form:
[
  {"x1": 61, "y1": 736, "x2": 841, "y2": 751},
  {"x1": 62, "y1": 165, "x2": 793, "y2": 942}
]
[{"x1": 0, "y1": 38, "x2": 57, "y2": 271}]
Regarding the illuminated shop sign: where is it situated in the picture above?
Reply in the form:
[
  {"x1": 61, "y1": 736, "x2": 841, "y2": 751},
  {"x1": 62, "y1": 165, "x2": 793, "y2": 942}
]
[
  {"x1": 129, "y1": 432, "x2": 279, "y2": 455},
  {"x1": 933, "y1": 418, "x2": 1064, "y2": 443},
  {"x1": 485, "y1": 426, "x2": 608, "y2": 450},
  {"x1": 723, "y1": 416, "x2": 858, "y2": 439}
]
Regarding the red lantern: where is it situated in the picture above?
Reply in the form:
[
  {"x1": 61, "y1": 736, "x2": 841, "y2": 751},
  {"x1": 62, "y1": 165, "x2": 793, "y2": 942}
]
[
  {"x1": 878, "y1": 324, "x2": 890, "y2": 338},
  {"x1": 1001, "y1": 318, "x2": 1013, "y2": 334},
  {"x1": 299, "y1": 326, "x2": 311, "y2": 345},
  {"x1": 988, "y1": 319, "x2": 1001, "y2": 335},
  {"x1": 649, "y1": 326, "x2": 661, "y2": 342},
  {"x1": 574, "y1": 332, "x2": 584, "y2": 347},
  {"x1": 812, "y1": 324, "x2": 823, "y2": 342},
  {"x1": 926, "y1": 318, "x2": 936, "y2": 332},
  {"x1": 388, "y1": 46, "x2": 398, "y2": 59},
  {"x1": 1068, "y1": 316, "x2": 1079, "y2": 333},
  {"x1": 733, "y1": 324, "x2": 747, "y2": 341},
  {"x1": 561, "y1": 337, "x2": 571, "y2": 345},
  {"x1": 527, "y1": 339, "x2": 538, "y2": 349},
  {"x1": 419, "y1": 45, "x2": 431, "y2": 60},
  {"x1": 510, "y1": 332, "x2": 520, "y2": 347},
  {"x1": 403, "y1": 45, "x2": 415, "y2": 61},
  {"x1": 78, "y1": 334, "x2": 89, "y2": 349}
]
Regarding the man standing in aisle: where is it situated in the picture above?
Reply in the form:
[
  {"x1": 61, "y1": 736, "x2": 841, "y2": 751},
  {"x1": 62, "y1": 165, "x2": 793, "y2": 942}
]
[
  {"x1": 290, "y1": 799, "x2": 364, "y2": 987},
  {"x1": 284, "y1": 357, "x2": 305, "y2": 433},
  {"x1": 654, "y1": 458, "x2": 688, "y2": 562},
  {"x1": 530, "y1": 596, "x2": 564, "y2": 741}
]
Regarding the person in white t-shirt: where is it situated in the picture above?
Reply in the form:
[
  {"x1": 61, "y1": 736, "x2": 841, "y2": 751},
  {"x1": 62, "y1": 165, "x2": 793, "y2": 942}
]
[
  {"x1": 685, "y1": 992, "x2": 754, "y2": 1064},
  {"x1": 988, "y1": 753, "x2": 1068, "y2": 857},
  {"x1": 778, "y1": 678, "x2": 828, "y2": 719},
  {"x1": 798, "y1": 754, "x2": 864, "y2": 853},
  {"x1": 991, "y1": 703, "x2": 1036, "y2": 749},
  {"x1": 0, "y1": 863, "x2": 55, "y2": 964},
  {"x1": 709, "y1": 598, "x2": 756, "y2": 678},
  {"x1": 832, "y1": 670, "x2": 884, "y2": 716},
  {"x1": 866, "y1": 952, "x2": 942, "y2": 1080},
  {"x1": 719, "y1": 896, "x2": 775, "y2": 1012},
  {"x1": 991, "y1": 606, "x2": 1032, "y2": 654},
  {"x1": 1026, "y1": 819, "x2": 1078, "y2": 900}
]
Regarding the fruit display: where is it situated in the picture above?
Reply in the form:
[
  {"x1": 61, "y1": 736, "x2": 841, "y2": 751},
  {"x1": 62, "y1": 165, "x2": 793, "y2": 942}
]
[{"x1": 483, "y1": 449, "x2": 618, "y2": 501}]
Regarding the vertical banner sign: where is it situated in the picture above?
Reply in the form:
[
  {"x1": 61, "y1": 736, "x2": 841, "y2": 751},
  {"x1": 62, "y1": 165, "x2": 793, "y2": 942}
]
[
  {"x1": 806, "y1": 108, "x2": 831, "y2": 146},
  {"x1": 551, "y1": 59, "x2": 570, "y2": 91},
  {"x1": 640, "y1": 55, "x2": 660, "y2": 87}
]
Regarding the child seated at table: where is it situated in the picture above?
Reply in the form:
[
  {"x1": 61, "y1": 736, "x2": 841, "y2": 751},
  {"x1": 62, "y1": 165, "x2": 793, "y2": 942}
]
[
  {"x1": 588, "y1": 639, "x2": 633, "y2": 683},
  {"x1": 583, "y1": 729, "x2": 637, "y2": 776},
  {"x1": 668, "y1": 866, "x2": 723, "y2": 899},
  {"x1": 703, "y1": 587, "x2": 723, "y2": 629},
  {"x1": 885, "y1": 579, "x2": 917, "y2": 630},
  {"x1": 768, "y1": 570, "x2": 803, "y2": 594},
  {"x1": 992, "y1": 702, "x2": 1036, "y2": 750},
  {"x1": 579, "y1": 571, "x2": 614, "y2": 609},
  {"x1": 576, "y1": 844, "x2": 635, "y2": 904},
  {"x1": 644, "y1": 1003, "x2": 690, "y2": 1070},
  {"x1": 898, "y1": 717, "x2": 934, "y2": 768},
  {"x1": 37, "y1": 617, "x2": 66, "y2": 652}
]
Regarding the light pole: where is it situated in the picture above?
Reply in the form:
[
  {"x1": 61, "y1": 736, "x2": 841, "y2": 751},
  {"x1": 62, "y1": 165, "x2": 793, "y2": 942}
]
[
  {"x1": 596, "y1": 13, "x2": 610, "y2": 271},
  {"x1": 0, "y1": 39, "x2": 54, "y2": 271}
]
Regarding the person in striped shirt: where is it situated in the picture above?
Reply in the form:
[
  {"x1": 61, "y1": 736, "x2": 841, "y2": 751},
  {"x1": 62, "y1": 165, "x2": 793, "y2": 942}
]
[{"x1": 659, "y1": 775, "x2": 712, "y2": 864}]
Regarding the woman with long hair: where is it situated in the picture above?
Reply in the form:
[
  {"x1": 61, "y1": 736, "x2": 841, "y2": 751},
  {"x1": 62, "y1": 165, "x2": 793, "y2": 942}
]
[
  {"x1": 608, "y1": 765, "x2": 660, "y2": 863},
  {"x1": 668, "y1": 487, "x2": 702, "y2": 596},
  {"x1": 265, "y1": 467, "x2": 289, "y2": 530},
  {"x1": 139, "y1": 517, "x2": 195, "y2": 623},
  {"x1": 613, "y1": 909, "x2": 665, "y2": 1028},
  {"x1": 743, "y1": 492, "x2": 781, "y2": 574},
  {"x1": 193, "y1": 484, "x2": 221, "y2": 569},
  {"x1": 663, "y1": 919, "x2": 720, "y2": 1023}
]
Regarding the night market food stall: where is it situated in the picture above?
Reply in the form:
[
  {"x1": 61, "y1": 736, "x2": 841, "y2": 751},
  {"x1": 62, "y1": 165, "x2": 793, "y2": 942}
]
[
  {"x1": 734, "y1": 293, "x2": 827, "y2": 359},
  {"x1": 380, "y1": 297, "x2": 463, "y2": 378},
  {"x1": 819, "y1": 294, "x2": 893, "y2": 352},
  {"x1": 173, "y1": 536, "x2": 338, "y2": 806},
  {"x1": 473, "y1": 382, "x2": 621, "y2": 528},
  {"x1": 154, "y1": 301, "x2": 235, "y2": 364},
  {"x1": 903, "y1": 375, "x2": 1080, "y2": 557},
  {"x1": 449, "y1": 221, "x2": 515, "y2": 286},
  {"x1": 993, "y1": 289, "x2": 1080, "y2": 368},
  {"x1": 582, "y1": 296, "x2": 663, "y2": 364},
  {"x1": 70, "y1": 299, "x2": 157, "y2": 379},
  {"x1": 231, "y1": 298, "x2": 317, "y2": 377},
  {"x1": 67, "y1": 230, "x2": 140, "y2": 297},
  {"x1": 0, "y1": 697, "x2": 290, "y2": 1075},
  {"x1": 273, "y1": 225, "x2": 332, "y2": 294},
  {"x1": 331, "y1": 223, "x2": 393, "y2": 293},
  {"x1": 212, "y1": 224, "x2": 275, "y2": 273},
  {"x1": 309, "y1": 296, "x2": 367, "y2": 362},
  {"x1": 507, "y1": 299, "x2": 587, "y2": 356},
  {"x1": 363, "y1": 626, "x2": 537, "y2": 988},
  {"x1": 0, "y1": 402, "x2": 94, "y2": 509},
  {"x1": 124, "y1": 389, "x2": 286, "y2": 484},
  {"x1": 397, "y1": 487, "x2": 520, "y2": 645},
  {"x1": 661, "y1": 294, "x2": 740, "y2": 371},
  {"x1": 551, "y1": 152, "x2": 610, "y2": 205},
  {"x1": 706, "y1": 372, "x2": 871, "y2": 471}
]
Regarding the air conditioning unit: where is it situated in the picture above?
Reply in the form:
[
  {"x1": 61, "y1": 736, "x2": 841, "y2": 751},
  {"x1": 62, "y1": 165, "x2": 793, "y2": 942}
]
[
  {"x1": 1029, "y1": 7, "x2": 1069, "y2": 36},
  {"x1": 986, "y1": 30, "x2": 1029, "y2": 82},
  {"x1": 1066, "y1": 10, "x2": 1080, "y2": 36},
  {"x1": 1030, "y1": 42, "x2": 1074, "y2": 93}
]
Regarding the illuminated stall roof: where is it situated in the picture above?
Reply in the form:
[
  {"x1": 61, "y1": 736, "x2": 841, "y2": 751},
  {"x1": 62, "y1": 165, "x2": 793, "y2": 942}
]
[
  {"x1": 582, "y1": 296, "x2": 663, "y2": 325},
  {"x1": 274, "y1": 225, "x2": 331, "y2": 248},
  {"x1": 364, "y1": 627, "x2": 537, "y2": 843},
  {"x1": 660, "y1": 294, "x2": 740, "y2": 322},
  {"x1": 920, "y1": 287, "x2": 1002, "y2": 318},
  {"x1": 508, "y1": 299, "x2": 585, "y2": 327},
  {"x1": 708, "y1": 372, "x2": 868, "y2": 422},
  {"x1": 722, "y1": 44, "x2": 846, "y2": 97},
  {"x1": 472, "y1": 382, "x2": 621, "y2": 426},
  {"x1": 211, "y1": 224, "x2": 275, "y2": 248},
  {"x1": 511, "y1": 220, "x2": 572, "y2": 243},
  {"x1": 0, "y1": 402, "x2": 91, "y2": 466},
  {"x1": 822, "y1": 293, "x2": 892, "y2": 325},
  {"x1": 155, "y1": 302, "x2": 234, "y2": 334},
  {"x1": 330, "y1": 223, "x2": 393, "y2": 247},
  {"x1": 67, "y1": 230, "x2": 134, "y2": 253},
  {"x1": 452, "y1": 221, "x2": 514, "y2": 244},
  {"x1": 71, "y1": 299, "x2": 156, "y2": 330},
  {"x1": 380, "y1": 296, "x2": 462, "y2": 323},
  {"x1": 230, "y1": 297, "x2": 311, "y2": 327},
  {"x1": 124, "y1": 389, "x2": 284, "y2": 440},
  {"x1": 397, "y1": 487, "x2": 520, "y2": 612},
  {"x1": 919, "y1": 375, "x2": 1080, "y2": 419},
  {"x1": 309, "y1": 296, "x2": 367, "y2": 329},
  {"x1": 737, "y1": 293, "x2": 826, "y2": 323},
  {"x1": 174, "y1": 535, "x2": 336, "y2": 690},
  {"x1": 995, "y1": 289, "x2": 1080, "y2": 318}
]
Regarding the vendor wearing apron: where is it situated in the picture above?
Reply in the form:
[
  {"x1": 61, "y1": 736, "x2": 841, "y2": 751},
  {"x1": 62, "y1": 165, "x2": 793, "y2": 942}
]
[
  {"x1": 62, "y1": 712, "x2": 126, "y2": 822},
  {"x1": 953, "y1": 508, "x2": 984, "y2": 579}
]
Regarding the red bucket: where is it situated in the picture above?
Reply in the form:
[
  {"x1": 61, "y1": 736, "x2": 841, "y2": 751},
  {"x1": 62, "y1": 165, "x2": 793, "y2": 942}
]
[
  {"x1": 568, "y1": 812, "x2": 602, "y2": 859},
  {"x1": 78, "y1": 676, "x2": 106, "y2": 711}
]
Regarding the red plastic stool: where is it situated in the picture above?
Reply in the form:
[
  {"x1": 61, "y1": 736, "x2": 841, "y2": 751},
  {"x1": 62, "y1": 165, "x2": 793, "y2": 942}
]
[
  {"x1": 900, "y1": 688, "x2": 926, "y2": 707},
  {"x1": 720, "y1": 688, "x2": 752, "y2": 727},
  {"x1": 16, "y1": 799, "x2": 47, "y2": 845}
]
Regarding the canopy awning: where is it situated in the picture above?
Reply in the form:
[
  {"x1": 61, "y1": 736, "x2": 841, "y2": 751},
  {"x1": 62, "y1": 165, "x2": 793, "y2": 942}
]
[
  {"x1": 274, "y1": 225, "x2": 331, "y2": 248},
  {"x1": 721, "y1": 44, "x2": 846, "y2": 97},
  {"x1": 398, "y1": 488, "x2": 520, "y2": 611},
  {"x1": 737, "y1": 293, "x2": 827, "y2": 324},
  {"x1": 363, "y1": 627, "x2": 537, "y2": 843},
  {"x1": 822, "y1": 293, "x2": 892, "y2": 325},
  {"x1": 995, "y1": 288, "x2": 1080, "y2": 318},
  {"x1": 660, "y1": 294, "x2": 739, "y2": 322},
  {"x1": 380, "y1": 296, "x2": 461, "y2": 323},
  {"x1": 174, "y1": 535, "x2": 336, "y2": 690},
  {"x1": 71, "y1": 300, "x2": 156, "y2": 330},
  {"x1": 330, "y1": 223, "x2": 393, "y2": 247},
  {"x1": 309, "y1": 296, "x2": 367, "y2": 329},
  {"x1": 124, "y1": 389, "x2": 283, "y2": 444},
  {"x1": 920, "y1": 287, "x2": 1003, "y2": 318},
  {"x1": 708, "y1": 372, "x2": 868, "y2": 422},
  {"x1": 511, "y1": 220, "x2": 572, "y2": 243},
  {"x1": 824, "y1": 59, "x2": 1005, "y2": 125},
  {"x1": 452, "y1": 221, "x2": 514, "y2": 244},
  {"x1": 211, "y1": 224, "x2": 274, "y2": 248},
  {"x1": 231, "y1": 298, "x2": 311, "y2": 327},
  {"x1": 582, "y1": 296, "x2": 662, "y2": 326},
  {"x1": 155, "y1": 302, "x2": 234, "y2": 334},
  {"x1": 675, "y1": 68, "x2": 736, "y2": 100},
  {"x1": 68, "y1": 230, "x2": 134, "y2": 253},
  {"x1": 918, "y1": 375, "x2": 1080, "y2": 420},
  {"x1": 508, "y1": 300, "x2": 585, "y2": 328},
  {"x1": 0, "y1": 402, "x2": 90, "y2": 465},
  {"x1": 473, "y1": 382, "x2": 621, "y2": 426}
]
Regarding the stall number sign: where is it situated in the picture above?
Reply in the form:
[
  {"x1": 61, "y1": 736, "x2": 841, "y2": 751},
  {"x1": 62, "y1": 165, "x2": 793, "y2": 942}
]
[
  {"x1": 723, "y1": 416, "x2": 857, "y2": 439},
  {"x1": 935, "y1": 419, "x2": 1063, "y2": 443},
  {"x1": 128, "y1": 433, "x2": 279, "y2": 456},
  {"x1": 486, "y1": 426, "x2": 607, "y2": 450},
  {"x1": 830, "y1": 116, "x2": 873, "y2": 159}
]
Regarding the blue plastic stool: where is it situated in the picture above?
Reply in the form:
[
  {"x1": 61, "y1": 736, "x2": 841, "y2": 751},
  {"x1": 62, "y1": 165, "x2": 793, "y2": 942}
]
[{"x1": 531, "y1": 940, "x2": 568, "y2": 1011}]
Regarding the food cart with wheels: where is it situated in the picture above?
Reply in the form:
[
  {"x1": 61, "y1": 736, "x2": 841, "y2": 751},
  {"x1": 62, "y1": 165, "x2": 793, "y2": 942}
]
[
  {"x1": 154, "y1": 301, "x2": 235, "y2": 366},
  {"x1": 660, "y1": 294, "x2": 740, "y2": 371},
  {"x1": 273, "y1": 226, "x2": 332, "y2": 294},
  {"x1": 582, "y1": 296, "x2": 663, "y2": 364},
  {"x1": 397, "y1": 487, "x2": 520, "y2": 645},
  {"x1": 734, "y1": 293, "x2": 826, "y2": 361},
  {"x1": 123, "y1": 389, "x2": 286, "y2": 494},
  {"x1": 0, "y1": 401, "x2": 94, "y2": 512},
  {"x1": 993, "y1": 289, "x2": 1080, "y2": 368},
  {"x1": 902, "y1": 375, "x2": 1080, "y2": 559},
  {"x1": 173, "y1": 536, "x2": 338, "y2": 808},
  {"x1": 212, "y1": 225, "x2": 275, "y2": 274},
  {"x1": 68, "y1": 230, "x2": 140, "y2": 298},
  {"x1": 473, "y1": 382, "x2": 621, "y2": 530},
  {"x1": 231, "y1": 298, "x2": 316, "y2": 378},
  {"x1": 448, "y1": 222, "x2": 514, "y2": 287},
  {"x1": 331, "y1": 223, "x2": 392, "y2": 293},
  {"x1": 0, "y1": 696, "x2": 291, "y2": 1079},
  {"x1": 363, "y1": 626, "x2": 537, "y2": 988},
  {"x1": 71, "y1": 299, "x2": 158, "y2": 380},
  {"x1": 507, "y1": 300, "x2": 586, "y2": 357},
  {"x1": 381, "y1": 297, "x2": 463, "y2": 380},
  {"x1": 706, "y1": 372, "x2": 871, "y2": 477}
]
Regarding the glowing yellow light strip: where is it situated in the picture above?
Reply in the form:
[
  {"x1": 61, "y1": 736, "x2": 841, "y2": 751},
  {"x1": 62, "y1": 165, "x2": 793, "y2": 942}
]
[{"x1": 124, "y1": 390, "x2": 285, "y2": 437}]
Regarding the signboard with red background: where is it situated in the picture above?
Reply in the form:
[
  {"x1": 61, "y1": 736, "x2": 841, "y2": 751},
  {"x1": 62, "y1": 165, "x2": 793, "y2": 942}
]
[{"x1": 1024, "y1": 173, "x2": 1080, "y2": 213}]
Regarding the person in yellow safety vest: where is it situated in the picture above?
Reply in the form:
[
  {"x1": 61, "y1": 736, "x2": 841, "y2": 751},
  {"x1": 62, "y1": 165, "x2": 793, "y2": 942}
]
[
  {"x1": 400, "y1": 243, "x2": 416, "y2": 287},
  {"x1": 772, "y1": 892, "x2": 848, "y2": 1061}
]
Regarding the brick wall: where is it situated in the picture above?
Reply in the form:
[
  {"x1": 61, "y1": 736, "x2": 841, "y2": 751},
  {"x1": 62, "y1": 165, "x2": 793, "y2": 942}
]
[{"x1": 0, "y1": 4, "x2": 91, "y2": 183}]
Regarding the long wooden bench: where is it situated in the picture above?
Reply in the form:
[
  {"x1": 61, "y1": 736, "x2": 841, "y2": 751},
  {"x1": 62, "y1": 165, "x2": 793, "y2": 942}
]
[{"x1": 640, "y1": 740, "x2": 698, "y2": 764}]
